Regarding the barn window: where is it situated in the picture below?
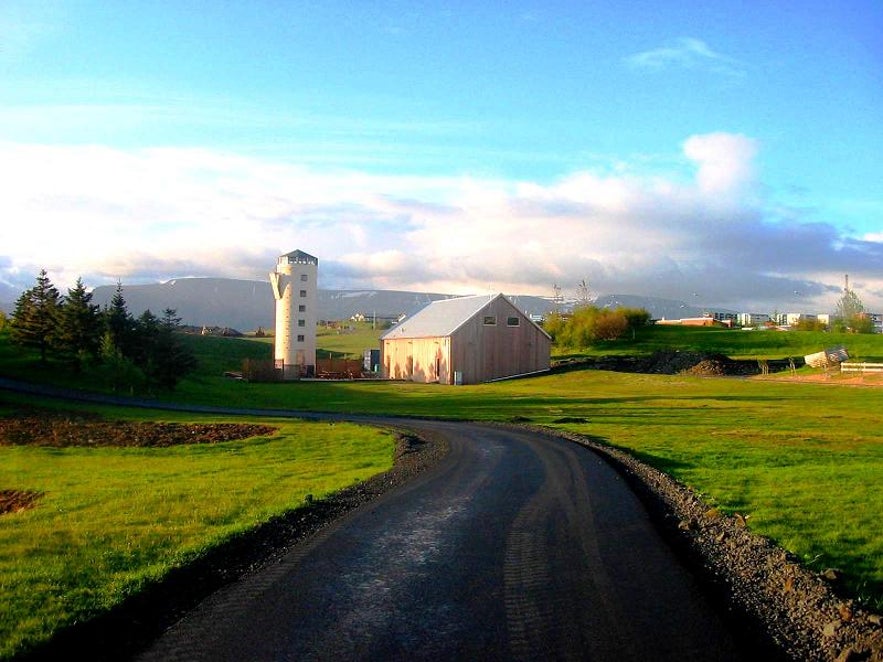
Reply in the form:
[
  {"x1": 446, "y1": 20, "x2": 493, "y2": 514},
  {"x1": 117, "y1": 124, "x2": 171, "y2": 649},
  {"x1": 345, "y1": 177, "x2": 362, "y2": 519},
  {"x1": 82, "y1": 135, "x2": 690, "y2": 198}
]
[
  {"x1": 483, "y1": 315, "x2": 497, "y2": 325},
  {"x1": 507, "y1": 316, "x2": 520, "y2": 326}
]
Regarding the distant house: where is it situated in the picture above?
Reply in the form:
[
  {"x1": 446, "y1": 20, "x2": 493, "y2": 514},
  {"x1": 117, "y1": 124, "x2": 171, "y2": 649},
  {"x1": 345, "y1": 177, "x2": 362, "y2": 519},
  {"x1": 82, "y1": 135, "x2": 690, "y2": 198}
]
[
  {"x1": 656, "y1": 316, "x2": 731, "y2": 328},
  {"x1": 380, "y1": 293, "x2": 551, "y2": 385}
]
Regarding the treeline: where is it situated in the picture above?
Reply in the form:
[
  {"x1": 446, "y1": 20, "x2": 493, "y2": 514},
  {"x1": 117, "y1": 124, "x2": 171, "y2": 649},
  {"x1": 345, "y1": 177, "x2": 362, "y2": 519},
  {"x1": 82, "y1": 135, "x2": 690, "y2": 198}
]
[
  {"x1": 8, "y1": 270, "x2": 197, "y2": 391},
  {"x1": 543, "y1": 305, "x2": 650, "y2": 348}
]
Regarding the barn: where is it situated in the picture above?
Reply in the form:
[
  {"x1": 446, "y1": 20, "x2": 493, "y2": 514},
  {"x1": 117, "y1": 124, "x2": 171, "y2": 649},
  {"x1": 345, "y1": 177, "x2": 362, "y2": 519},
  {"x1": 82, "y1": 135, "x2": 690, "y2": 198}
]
[{"x1": 380, "y1": 293, "x2": 551, "y2": 385}]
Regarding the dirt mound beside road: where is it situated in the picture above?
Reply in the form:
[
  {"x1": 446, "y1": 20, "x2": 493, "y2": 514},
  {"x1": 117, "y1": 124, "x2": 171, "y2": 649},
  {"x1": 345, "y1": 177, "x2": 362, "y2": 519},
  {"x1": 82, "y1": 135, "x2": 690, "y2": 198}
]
[{"x1": 574, "y1": 350, "x2": 797, "y2": 376}]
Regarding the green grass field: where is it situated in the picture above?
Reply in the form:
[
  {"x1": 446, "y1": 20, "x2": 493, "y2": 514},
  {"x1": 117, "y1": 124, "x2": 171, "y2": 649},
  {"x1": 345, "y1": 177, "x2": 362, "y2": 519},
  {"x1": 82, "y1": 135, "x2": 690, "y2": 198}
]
[
  {"x1": 1, "y1": 325, "x2": 883, "y2": 657},
  {"x1": 0, "y1": 397, "x2": 394, "y2": 659}
]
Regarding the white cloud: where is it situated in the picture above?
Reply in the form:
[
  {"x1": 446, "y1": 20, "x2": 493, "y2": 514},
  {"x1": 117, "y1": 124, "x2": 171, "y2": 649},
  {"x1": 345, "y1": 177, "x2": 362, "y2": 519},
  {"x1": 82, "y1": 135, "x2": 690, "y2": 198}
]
[
  {"x1": 2, "y1": 134, "x2": 882, "y2": 313},
  {"x1": 626, "y1": 37, "x2": 745, "y2": 77},
  {"x1": 683, "y1": 133, "x2": 758, "y2": 197}
]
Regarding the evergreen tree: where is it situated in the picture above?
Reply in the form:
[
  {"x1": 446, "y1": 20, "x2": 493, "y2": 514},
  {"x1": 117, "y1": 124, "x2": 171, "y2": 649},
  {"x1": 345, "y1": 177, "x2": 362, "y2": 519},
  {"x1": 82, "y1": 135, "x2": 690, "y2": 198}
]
[
  {"x1": 154, "y1": 308, "x2": 198, "y2": 390},
  {"x1": 56, "y1": 278, "x2": 103, "y2": 371},
  {"x1": 133, "y1": 309, "x2": 160, "y2": 372},
  {"x1": 104, "y1": 282, "x2": 135, "y2": 359},
  {"x1": 98, "y1": 330, "x2": 145, "y2": 394},
  {"x1": 10, "y1": 269, "x2": 61, "y2": 362}
]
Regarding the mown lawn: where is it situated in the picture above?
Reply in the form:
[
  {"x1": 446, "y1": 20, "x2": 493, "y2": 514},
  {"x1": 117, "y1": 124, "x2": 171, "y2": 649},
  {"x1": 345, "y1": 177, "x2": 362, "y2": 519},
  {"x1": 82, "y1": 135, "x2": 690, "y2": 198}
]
[{"x1": 0, "y1": 400, "x2": 395, "y2": 659}]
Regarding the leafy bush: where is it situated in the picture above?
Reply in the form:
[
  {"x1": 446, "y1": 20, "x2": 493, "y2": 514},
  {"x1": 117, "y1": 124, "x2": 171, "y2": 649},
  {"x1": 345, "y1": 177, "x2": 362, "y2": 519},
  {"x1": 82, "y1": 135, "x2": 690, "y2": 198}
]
[{"x1": 543, "y1": 305, "x2": 650, "y2": 348}]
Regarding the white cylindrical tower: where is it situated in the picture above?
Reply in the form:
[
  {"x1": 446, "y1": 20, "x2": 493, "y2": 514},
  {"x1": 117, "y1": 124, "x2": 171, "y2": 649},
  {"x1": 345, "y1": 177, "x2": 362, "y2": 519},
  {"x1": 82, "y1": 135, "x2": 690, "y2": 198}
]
[{"x1": 269, "y1": 250, "x2": 318, "y2": 379}]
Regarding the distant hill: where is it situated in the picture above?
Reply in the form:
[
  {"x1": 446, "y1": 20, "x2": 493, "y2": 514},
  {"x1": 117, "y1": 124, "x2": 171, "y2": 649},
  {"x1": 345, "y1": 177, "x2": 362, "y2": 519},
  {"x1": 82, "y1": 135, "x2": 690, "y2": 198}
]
[
  {"x1": 87, "y1": 279, "x2": 471, "y2": 331},
  {"x1": 3, "y1": 277, "x2": 713, "y2": 332}
]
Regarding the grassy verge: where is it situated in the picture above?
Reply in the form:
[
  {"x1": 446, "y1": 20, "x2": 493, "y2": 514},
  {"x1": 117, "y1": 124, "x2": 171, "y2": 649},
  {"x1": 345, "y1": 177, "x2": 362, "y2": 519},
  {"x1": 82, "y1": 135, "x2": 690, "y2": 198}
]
[{"x1": 0, "y1": 398, "x2": 394, "y2": 659}]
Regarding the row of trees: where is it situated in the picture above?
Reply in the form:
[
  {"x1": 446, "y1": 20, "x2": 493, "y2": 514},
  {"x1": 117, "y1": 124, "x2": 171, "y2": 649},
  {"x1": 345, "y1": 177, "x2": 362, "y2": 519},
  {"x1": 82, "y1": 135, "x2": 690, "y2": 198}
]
[
  {"x1": 9, "y1": 270, "x2": 197, "y2": 391},
  {"x1": 543, "y1": 305, "x2": 651, "y2": 348}
]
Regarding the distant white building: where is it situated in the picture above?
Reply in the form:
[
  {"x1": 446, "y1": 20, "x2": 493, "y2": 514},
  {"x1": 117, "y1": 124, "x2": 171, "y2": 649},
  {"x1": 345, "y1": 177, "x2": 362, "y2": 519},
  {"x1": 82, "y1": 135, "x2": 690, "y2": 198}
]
[
  {"x1": 270, "y1": 250, "x2": 318, "y2": 379},
  {"x1": 866, "y1": 312, "x2": 883, "y2": 333},
  {"x1": 737, "y1": 312, "x2": 771, "y2": 327},
  {"x1": 785, "y1": 312, "x2": 817, "y2": 327}
]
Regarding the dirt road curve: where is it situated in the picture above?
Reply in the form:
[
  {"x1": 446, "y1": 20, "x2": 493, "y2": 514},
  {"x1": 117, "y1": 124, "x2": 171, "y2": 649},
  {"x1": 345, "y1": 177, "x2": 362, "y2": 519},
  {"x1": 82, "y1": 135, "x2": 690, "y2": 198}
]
[{"x1": 133, "y1": 420, "x2": 758, "y2": 661}]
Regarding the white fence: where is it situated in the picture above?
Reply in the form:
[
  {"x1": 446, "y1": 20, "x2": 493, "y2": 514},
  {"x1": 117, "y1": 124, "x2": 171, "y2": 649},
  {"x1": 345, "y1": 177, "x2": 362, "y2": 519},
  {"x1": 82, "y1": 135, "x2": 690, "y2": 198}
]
[{"x1": 840, "y1": 362, "x2": 883, "y2": 374}]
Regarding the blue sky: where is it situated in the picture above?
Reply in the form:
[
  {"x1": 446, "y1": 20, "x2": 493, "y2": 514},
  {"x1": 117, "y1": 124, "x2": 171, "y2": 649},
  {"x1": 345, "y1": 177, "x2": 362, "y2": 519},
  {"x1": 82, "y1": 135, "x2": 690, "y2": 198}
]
[{"x1": 1, "y1": 0, "x2": 881, "y2": 312}]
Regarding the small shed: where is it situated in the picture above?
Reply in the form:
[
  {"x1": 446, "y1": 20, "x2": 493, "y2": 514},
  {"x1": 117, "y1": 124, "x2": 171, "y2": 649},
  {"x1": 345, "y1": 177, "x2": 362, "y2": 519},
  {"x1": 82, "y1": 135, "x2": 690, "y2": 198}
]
[{"x1": 380, "y1": 293, "x2": 551, "y2": 385}]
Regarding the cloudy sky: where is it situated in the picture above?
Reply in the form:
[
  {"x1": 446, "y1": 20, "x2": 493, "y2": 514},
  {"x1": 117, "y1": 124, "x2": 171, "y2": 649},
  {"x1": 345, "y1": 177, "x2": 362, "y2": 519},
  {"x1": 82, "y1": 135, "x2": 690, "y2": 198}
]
[{"x1": 1, "y1": 1, "x2": 881, "y2": 313}]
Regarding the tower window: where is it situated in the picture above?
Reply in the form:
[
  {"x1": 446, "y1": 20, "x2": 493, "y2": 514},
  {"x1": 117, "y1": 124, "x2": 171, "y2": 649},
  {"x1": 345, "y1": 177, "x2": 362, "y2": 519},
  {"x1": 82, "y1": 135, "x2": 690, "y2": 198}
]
[
  {"x1": 298, "y1": 305, "x2": 306, "y2": 312},
  {"x1": 298, "y1": 319, "x2": 306, "y2": 327},
  {"x1": 299, "y1": 290, "x2": 307, "y2": 297},
  {"x1": 300, "y1": 274, "x2": 308, "y2": 281},
  {"x1": 297, "y1": 334, "x2": 305, "y2": 342}
]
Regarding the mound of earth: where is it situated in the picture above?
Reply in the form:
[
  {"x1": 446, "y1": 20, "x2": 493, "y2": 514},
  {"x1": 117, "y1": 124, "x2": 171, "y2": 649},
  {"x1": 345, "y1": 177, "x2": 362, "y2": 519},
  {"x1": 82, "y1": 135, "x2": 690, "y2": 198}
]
[
  {"x1": 557, "y1": 350, "x2": 798, "y2": 376},
  {"x1": 0, "y1": 408, "x2": 276, "y2": 448}
]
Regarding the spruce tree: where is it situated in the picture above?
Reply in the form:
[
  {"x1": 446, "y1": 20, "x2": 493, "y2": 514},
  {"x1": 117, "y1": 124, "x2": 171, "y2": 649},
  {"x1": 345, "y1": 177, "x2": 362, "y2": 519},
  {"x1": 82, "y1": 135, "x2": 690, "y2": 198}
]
[
  {"x1": 104, "y1": 282, "x2": 135, "y2": 359},
  {"x1": 133, "y1": 309, "x2": 160, "y2": 385},
  {"x1": 10, "y1": 269, "x2": 61, "y2": 362},
  {"x1": 56, "y1": 278, "x2": 102, "y2": 371},
  {"x1": 152, "y1": 308, "x2": 198, "y2": 390}
]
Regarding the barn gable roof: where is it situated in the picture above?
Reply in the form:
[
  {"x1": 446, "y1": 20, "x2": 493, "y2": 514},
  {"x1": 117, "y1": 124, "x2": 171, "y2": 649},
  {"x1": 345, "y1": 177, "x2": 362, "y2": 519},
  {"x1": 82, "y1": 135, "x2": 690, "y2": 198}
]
[
  {"x1": 380, "y1": 293, "x2": 550, "y2": 341},
  {"x1": 380, "y1": 293, "x2": 498, "y2": 340}
]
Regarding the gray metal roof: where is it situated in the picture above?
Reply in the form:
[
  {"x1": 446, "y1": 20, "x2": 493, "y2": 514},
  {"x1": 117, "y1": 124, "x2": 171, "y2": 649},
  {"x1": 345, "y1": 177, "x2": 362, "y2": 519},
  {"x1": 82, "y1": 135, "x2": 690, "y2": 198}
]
[
  {"x1": 279, "y1": 250, "x2": 318, "y2": 264},
  {"x1": 380, "y1": 293, "x2": 499, "y2": 340}
]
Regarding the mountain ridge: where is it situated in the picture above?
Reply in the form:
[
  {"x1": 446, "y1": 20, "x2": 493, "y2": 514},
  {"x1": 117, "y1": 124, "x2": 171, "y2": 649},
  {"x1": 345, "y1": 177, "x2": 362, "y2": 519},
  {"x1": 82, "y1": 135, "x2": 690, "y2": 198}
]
[{"x1": 4, "y1": 277, "x2": 714, "y2": 331}]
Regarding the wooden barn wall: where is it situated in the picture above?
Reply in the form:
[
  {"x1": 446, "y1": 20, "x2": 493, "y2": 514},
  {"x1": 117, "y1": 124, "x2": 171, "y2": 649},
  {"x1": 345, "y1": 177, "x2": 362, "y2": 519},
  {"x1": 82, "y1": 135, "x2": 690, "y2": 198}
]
[
  {"x1": 382, "y1": 337, "x2": 451, "y2": 383},
  {"x1": 382, "y1": 297, "x2": 550, "y2": 385},
  {"x1": 450, "y1": 298, "x2": 550, "y2": 384}
]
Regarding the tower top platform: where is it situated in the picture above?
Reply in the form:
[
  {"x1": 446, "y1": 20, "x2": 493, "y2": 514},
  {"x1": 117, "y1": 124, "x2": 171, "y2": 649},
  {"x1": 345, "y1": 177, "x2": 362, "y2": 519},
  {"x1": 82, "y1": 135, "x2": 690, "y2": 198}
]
[{"x1": 278, "y1": 250, "x2": 318, "y2": 266}]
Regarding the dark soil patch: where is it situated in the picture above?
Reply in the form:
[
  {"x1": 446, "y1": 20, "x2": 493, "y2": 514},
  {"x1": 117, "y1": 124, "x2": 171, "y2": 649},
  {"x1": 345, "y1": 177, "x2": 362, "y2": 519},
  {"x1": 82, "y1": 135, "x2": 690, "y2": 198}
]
[
  {"x1": 0, "y1": 490, "x2": 43, "y2": 515},
  {"x1": 554, "y1": 350, "x2": 800, "y2": 376},
  {"x1": 0, "y1": 408, "x2": 277, "y2": 448}
]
